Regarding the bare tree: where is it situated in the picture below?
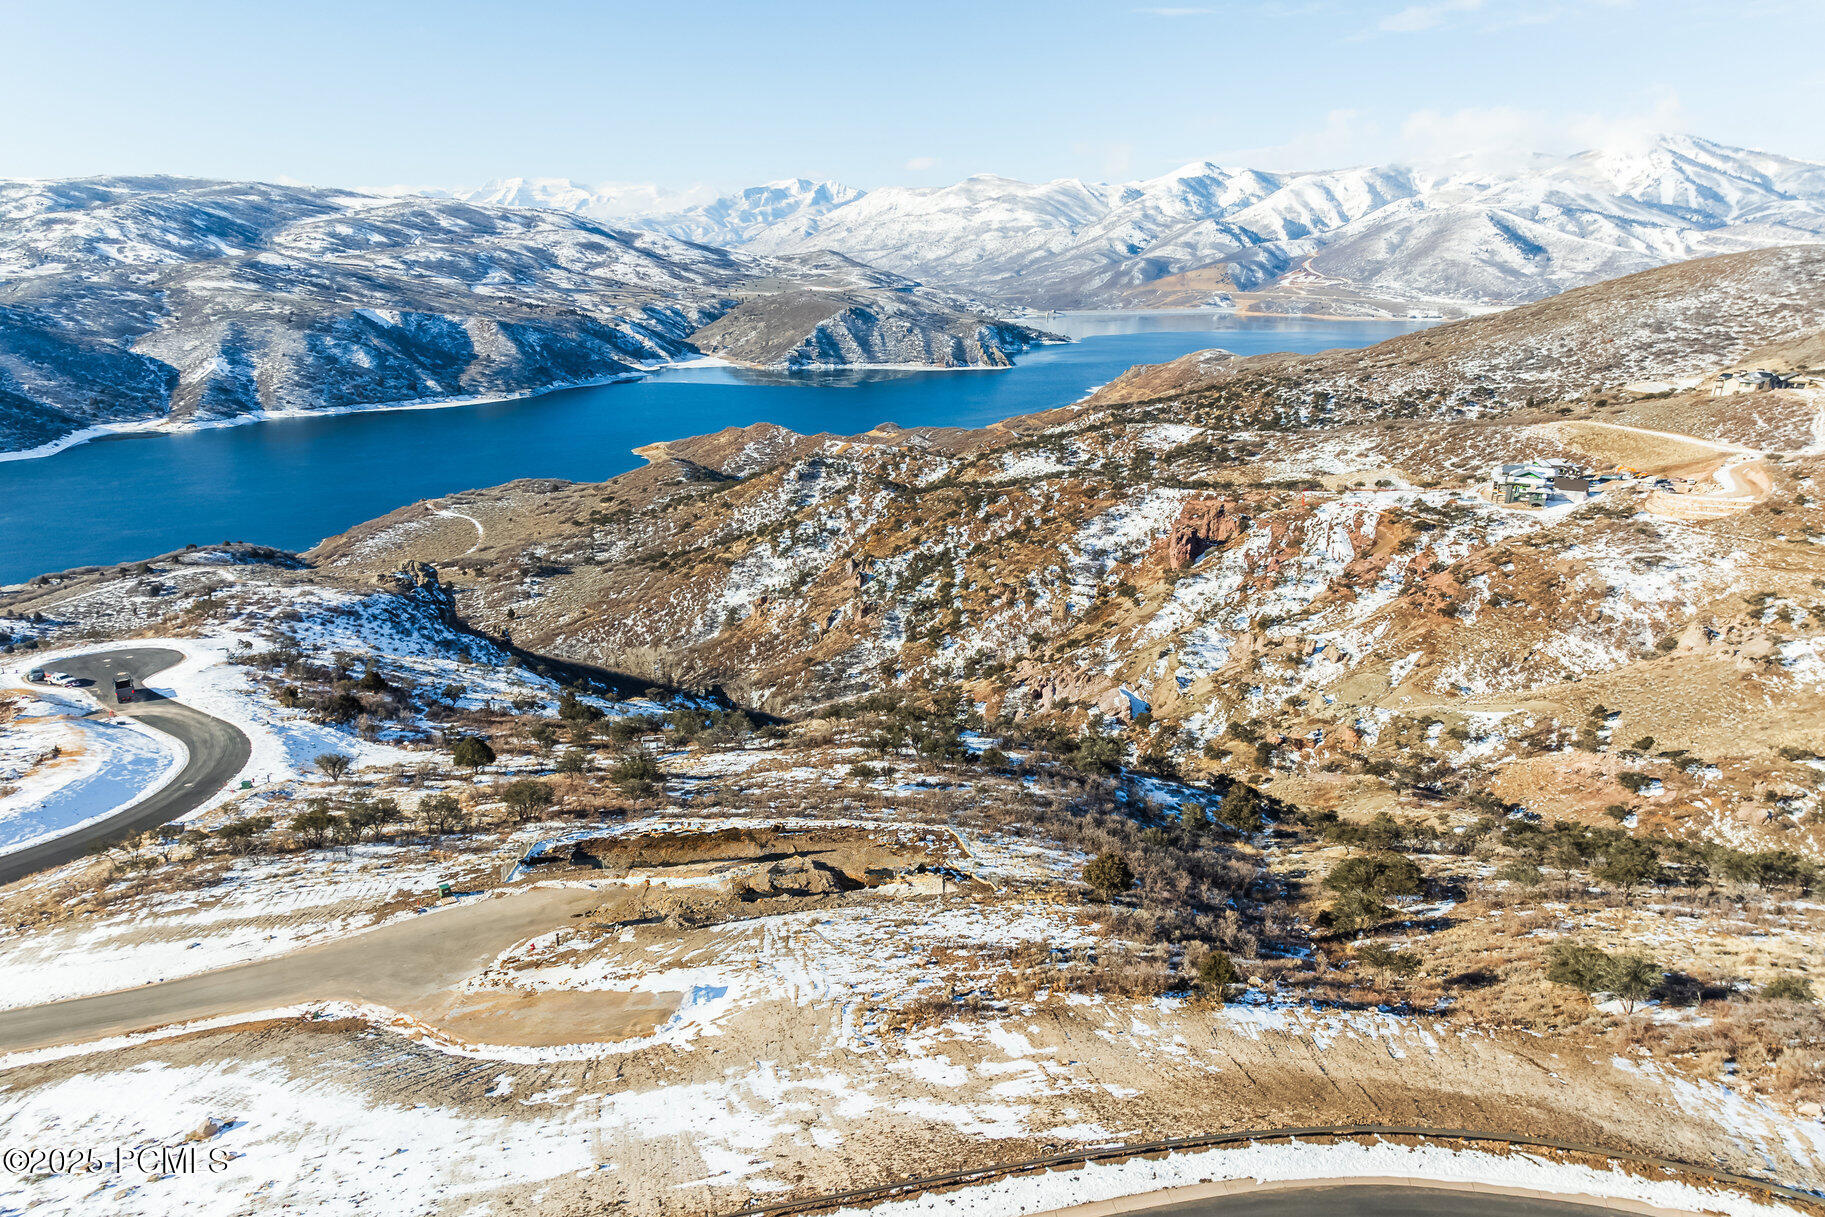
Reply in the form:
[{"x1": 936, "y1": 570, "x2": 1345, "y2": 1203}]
[{"x1": 315, "y1": 752, "x2": 353, "y2": 782}]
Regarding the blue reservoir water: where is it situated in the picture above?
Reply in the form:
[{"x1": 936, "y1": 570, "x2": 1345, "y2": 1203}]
[{"x1": 0, "y1": 313, "x2": 1424, "y2": 583}]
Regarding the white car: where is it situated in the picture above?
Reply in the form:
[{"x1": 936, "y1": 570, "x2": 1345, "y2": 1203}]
[{"x1": 47, "y1": 673, "x2": 80, "y2": 687}]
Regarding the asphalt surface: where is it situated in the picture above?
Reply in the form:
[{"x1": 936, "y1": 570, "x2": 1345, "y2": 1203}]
[
  {"x1": 0, "y1": 647, "x2": 251, "y2": 887},
  {"x1": 0, "y1": 886, "x2": 604, "y2": 1052},
  {"x1": 1130, "y1": 1184, "x2": 1659, "y2": 1216}
]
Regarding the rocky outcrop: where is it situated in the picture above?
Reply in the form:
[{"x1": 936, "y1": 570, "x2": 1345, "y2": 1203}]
[
  {"x1": 999, "y1": 664, "x2": 1152, "y2": 722},
  {"x1": 1673, "y1": 617, "x2": 1781, "y2": 670},
  {"x1": 1000, "y1": 663, "x2": 1113, "y2": 719},
  {"x1": 688, "y1": 288, "x2": 1049, "y2": 370},
  {"x1": 1158, "y1": 498, "x2": 1249, "y2": 570},
  {"x1": 1095, "y1": 686, "x2": 1150, "y2": 724}
]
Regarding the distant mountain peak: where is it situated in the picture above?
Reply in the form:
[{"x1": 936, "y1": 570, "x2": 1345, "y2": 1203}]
[
  {"x1": 755, "y1": 177, "x2": 847, "y2": 193},
  {"x1": 426, "y1": 135, "x2": 1825, "y2": 309}
]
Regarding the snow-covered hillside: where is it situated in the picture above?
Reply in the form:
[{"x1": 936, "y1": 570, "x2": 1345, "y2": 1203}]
[
  {"x1": 0, "y1": 179, "x2": 1044, "y2": 456},
  {"x1": 459, "y1": 135, "x2": 1825, "y2": 309}
]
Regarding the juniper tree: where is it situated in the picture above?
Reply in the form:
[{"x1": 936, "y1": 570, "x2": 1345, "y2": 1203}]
[
  {"x1": 501, "y1": 779, "x2": 556, "y2": 822},
  {"x1": 1195, "y1": 951, "x2": 1240, "y2": 1000},
  {"x1": 1607, "y1": 953, "x2": 1661, "y2": 1014},
  {"x1": 1326, "y1": 889, "x2": 1391, "y2": 937},
  {"x1": 1325, "y1": 852, "x2": 1425, "y2": 899},
  {"x1": 610, "y1": 753, "x2": 663, "y2": 796},
  {"x1": 1763, "y1": 974, "x2": 1815, "y2": 1002},
  {"x1": 1083, "y1": 851, "x2": 1135, "y2": 901},
  {"x1": 1355, "y1": 942, "x2": 1422, "y2": 982},
  {"x1": 452, "y1": 736, "x2": 496, "y2": 771},
  {"x1": 289, "y1": 806, "x2": 337, "y2": 849},
  {"x1": 417, "y1": 792, "x2": 466, "y2": 837},
  {"x1": 1595, "y1": 840, "x2": 1663, "y2": 900}
]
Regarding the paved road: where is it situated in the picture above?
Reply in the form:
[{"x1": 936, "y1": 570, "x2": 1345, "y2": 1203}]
[
  {"x1": 0, "y1": 647, "x2": 251, "y2": 887},
  {"x1": 0, "y1": 885, "x2": 604, "y2": 1052},
  {"x1": 1121, "y1": 1183, "x2": 1664, "y2": 1216}
]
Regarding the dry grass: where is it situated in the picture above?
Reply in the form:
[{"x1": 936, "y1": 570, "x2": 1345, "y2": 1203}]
[{"x1": 1615, "y1": 1000, "x2": 1825, "y2": 1100}]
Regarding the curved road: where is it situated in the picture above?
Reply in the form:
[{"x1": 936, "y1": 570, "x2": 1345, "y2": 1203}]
[
  {"x1": 1078, "y1": 1183, "x2": 1675, "y2": 1216},
  {"x1": 0, "y1": 647, "x2": 250, "y2": 887}
]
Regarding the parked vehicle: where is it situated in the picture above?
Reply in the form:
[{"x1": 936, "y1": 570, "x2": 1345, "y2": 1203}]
[
  {"x1": 26, "y1": 667, "x2": 45, "y2": 682},
  {"x1": 114, "y1": 677, "x2": 135, "y2": 703}
]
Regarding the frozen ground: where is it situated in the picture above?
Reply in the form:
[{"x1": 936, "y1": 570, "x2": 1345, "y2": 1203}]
[
  {"x1": 2, "y1": 753, "x2": 1824, "y2": 1215},
  {"x1": 0, "y1": 684, "x2": 186, "y2": 856},
  {"x1": 1, "y1": 535, "x2": 1821, "y2": 1215},
  {"x1": 441, "y1": 896, "x2": 1102, "y2": 1064},
  {"x1": 0, "y1": 1056, "x2": 599, "y2": 1217},
  {"x1": 0, "y1": 841, "x2": 505, "y2": 1011},
  {"x1": 5, "y1": 986, "x2": 1821, "y2": 1217}
]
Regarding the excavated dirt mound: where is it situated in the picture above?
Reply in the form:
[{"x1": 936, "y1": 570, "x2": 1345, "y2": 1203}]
[{"x1": 414, "y1": 988, "x2": 681, "y2": 1050}]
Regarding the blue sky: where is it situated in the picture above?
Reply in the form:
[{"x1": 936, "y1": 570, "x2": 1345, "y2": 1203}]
[{"x1": 5, "y1": 0, "x2": 1822, "y2": 191}]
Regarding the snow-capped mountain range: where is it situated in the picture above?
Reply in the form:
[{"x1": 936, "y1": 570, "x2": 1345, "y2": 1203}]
[
  {"x1": 436, "y1": 136, "x2": 1825, "y2": 309},
  {"x1": 427, "y1": 177, "x2": 864, "y2": 246}
]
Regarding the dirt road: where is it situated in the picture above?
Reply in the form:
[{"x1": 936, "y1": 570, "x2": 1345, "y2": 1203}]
[
  {"x1": 0, "y1": 884, "x2": 606, "y2": 1053},
  {"x1": 1708, "y1": 453, "x2": 1770, "y2": 500},
  {"x1": 1555, "y1": 419, "x2": 1757, "y2": 456},
  {"x1": 1543, "y1": 418, "x2": 1773, "y2": 517},
  {"x1": 433, "y1": 500, "x2": 487, "y2": 556}
]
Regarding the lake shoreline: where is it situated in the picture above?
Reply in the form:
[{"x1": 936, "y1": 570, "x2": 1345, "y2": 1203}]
[
  {"x1": 0, "y1": 338, "x2": 1082, "y2": 467},
  {"x1": 0, "y1": 316, "x2": 1429, "y2": 583},
  {"x1": 0, "y1": 368, "x2": 700, "y2": 466},
  {"x1": 0, "y1": 312, "x2": 1424, "y2": 465}
]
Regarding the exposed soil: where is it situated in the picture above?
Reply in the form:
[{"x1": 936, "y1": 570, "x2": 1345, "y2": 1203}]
[{"x1": 419, "y1": 987, "x2": 680, "y2": 1049}]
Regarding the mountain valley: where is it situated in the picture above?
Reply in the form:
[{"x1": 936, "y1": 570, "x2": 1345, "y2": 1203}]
[
  {"x1": 14, "y1": 4, "x2": 1825, "y2": 1212},
  {"x1": 4, "y1": 234, "x2": 1825, "y2": 1217}
]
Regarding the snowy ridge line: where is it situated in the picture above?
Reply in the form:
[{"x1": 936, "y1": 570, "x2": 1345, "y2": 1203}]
[{"x1": 722, "y1": 1124, "x2": 1822, "y2": 1217}]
